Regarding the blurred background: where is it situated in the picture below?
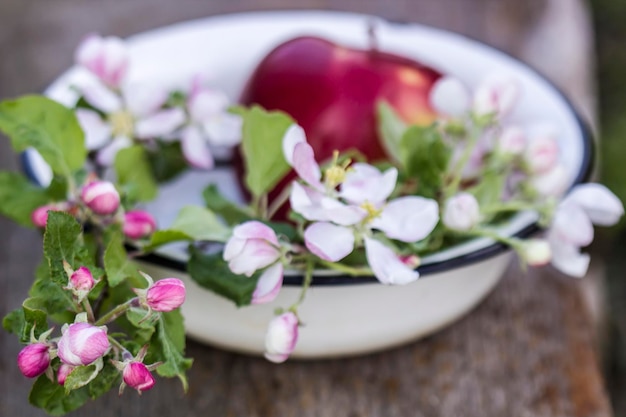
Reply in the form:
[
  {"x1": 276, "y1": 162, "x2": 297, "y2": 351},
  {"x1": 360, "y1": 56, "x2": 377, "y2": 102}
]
[{"x1": 1, "y1": 0, "x2": 626, "y2": 415}]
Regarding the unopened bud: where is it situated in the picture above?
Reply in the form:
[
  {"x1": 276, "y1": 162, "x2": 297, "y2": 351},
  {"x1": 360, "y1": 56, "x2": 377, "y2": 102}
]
[
  {"x1": 32, "y1": 204, "x2": 67, "y2": 228},
  {"x1": 17, "y1": 343, "x2": 51, "y2": 378},
  {"x1": 57, "y1": 363, "x2": 74, "y2": 386},
  {"x1": 123, "y1": 210, "x2": 157, "y2": 239},
  {"x1": 123, "y1": 362, "x2": 156, "y2": 394},
  {"x1": 57, "y1": 322, "x2": 109, "y2": 366},
  {"x1": 443, "y1": 193, "x2": 480, "y2": 231},
  {"x1": 69, "y1": 266, "x2": 95, "y2": 293},
  {"x1": 521, "y1": 239, "x2": 552, "y2": 266},
  {"x1": 525, "y1": 125, "x2": 560, "y2": 174},
  {"x1": 498, "y1": 126, "x2": 526, "y2": 155},
  {"x1": 81, "y1": 181, "x2": 120, "y2": 215},
  {"x1": 136, "y1": 278, "x2": 186, "y2": 312},
  {"x1": 264, "y1": 312, "x2": 299, "y2": 363}
]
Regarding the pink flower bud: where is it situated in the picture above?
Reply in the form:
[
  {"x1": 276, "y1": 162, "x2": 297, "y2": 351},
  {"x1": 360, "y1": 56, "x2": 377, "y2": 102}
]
[
  {"x1": 31, "y1": 203, "x2": 69, "y2": 228},
  {"x1": 81, "y1": 181, "x2": 120, "y2": 215},
  {"x1": 145, "y1": 278, "x2": 186, "y2": 312},
  {"x1": 122, "y1": 362, "x2": 156, "y2": 394},
  {"x1": 75, "y1": 34, "x2": 129, "y2": 88},
  {"x1": 443, "y1": 193, "x2": 480, "y2": 231},
  {"x1": 123, "y1": 210, "x2": 157, "y2": 240},
  {"x1": 525, "y1": 126, "x2": 560, "y2": 174},
  {"x1": 521, "y1": 239, "x2": 552, "y2": 266},
  {"x1": 498, "y1": 126, "x2": 526, "y2": 155},
  {"x1": 429, "y1": 76, "x2": 470, "y2": 117},
  {"x1": 57, "y1": 322, "x2": 109, "y2": 366},
  {"x1": 57, "y1": 363, "x2": 75, "y2": 386},
  {"x1": 264, "y1": 312, "x2": 299, "y2": 363},
  {"x1": 17, "y1": 343, "x2": 50, "y2": 378},
  {"x1": 473, "y1": 73, "x2": 519, "y2": 118},
  {"x1": 70, "y1": 267, "x2": 95, "y2": 292}
]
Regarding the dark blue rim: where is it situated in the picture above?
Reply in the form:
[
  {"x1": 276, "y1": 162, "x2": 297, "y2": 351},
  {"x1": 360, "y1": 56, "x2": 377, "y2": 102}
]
[{"x1": 21, "y1": 18, "x2": 595, "y2": 287}]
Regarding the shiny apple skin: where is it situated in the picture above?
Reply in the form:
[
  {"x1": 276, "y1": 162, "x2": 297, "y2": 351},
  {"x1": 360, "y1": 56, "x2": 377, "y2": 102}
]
[{"x1": 240, "y1": 36, "x2": 442, "y2": 163}]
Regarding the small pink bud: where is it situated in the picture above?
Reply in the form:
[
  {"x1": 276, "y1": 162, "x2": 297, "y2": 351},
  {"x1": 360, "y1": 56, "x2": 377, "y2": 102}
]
[
  {"x1": 31, "y1": 203, "x2": 69, "y2": 228},
  {"x1": 443, "y1": 193, "x2": 480, "y2": 231},
  {"x1": 473, "y1": 73, "x2": 519, "y2": 118},
  {"x1": 145, "y1": 278, "x2": 186, "y2": 312},
  {"x1": 123, "y1": 210, "x2": 157, "y2": 240},
  {"x1": 525, "y1": 126, "x2": 560, "y2": 174},
  {"x1": 17, "y1": 343, "x2": 50, "y2": 378},
  {"x1": 81, "y1": 181, "x2": 120, "y2": 215},
  {"x1": 57, "y1": 322, "x2": 109, "y2": 366},
  {"x1": 521, "y1": 239, "x2": 552, "y2": 266},
  {"x1": 122, "y1": 362, "x2": 156, "y2": 394},
  {"x1": 264, "y1": 312, "x2": 299, "y2": 363},
  {"x1": 498, "y1": 126, "x2": 526, "y2": 155},
  {"x1": 75, "y1": 34, "x2": 129, "y2": 88},
  {"x1": 57, "y1": 363, "x2": 75, "y2": 386},
  {"x1": 399, "y1": 254, "x2": 421, "y2": 269},
  {"x1": 70, "y1": 267, "x2": 95, "y2": 292}
]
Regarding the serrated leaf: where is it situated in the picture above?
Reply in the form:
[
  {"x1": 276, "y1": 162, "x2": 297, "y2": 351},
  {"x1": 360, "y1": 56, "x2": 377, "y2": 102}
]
[
  {"x1": 149, "y1": 310, "x2": 192, "y2": 391},
  {"x1": 203, "y1": 184, "x2": 254, "y2": 225},
  {"x1": 0, "y1": 95, "x2": 86, "y2": 177},
  {"x1": 377, "y1": 101, "x2": 407, "y2": 165},
  {"x1": 126, "y1": 308, "x2": 156, "y2": 344},
  {"x1": 21, "y1": 297, "x2": 48, "y2": 342},
  {"x1": 29, "y1": 258, "x2": 75, "y2": 316},
  {"x1": 29, "y1": 374, "x2": 90, "y2": 416},
  {"x1": 240, "y1": 106, "x2": 294, "y2": 198},
  {"x1": 147, "y1": 141, "x2": 189, "y2": 183},
  {"x1": 114, "y1": 145, "x2": 158, "y2": 202},
  {"x1": 187, "y1": 246, "x2": 259, "y2": 307},
  {"x1": 2, "y1": 308, "x2": 25, "y2": 339},
  {"x1": 399, "y1": 125, "x2": 451, "y2": 198},
  {"x1": 104, "y1": 230, "x2": 141, "y2": 287},
  {"x1": 64, "y1": 360, "x2": 103, "y2": 393},
  {"x1": 43, "y1": 212, "x2": 83, "y2": 286},
  {"x1": 0, "y1": 172, "x2": 50, "y2": 227},
  {"x1": 88, "y1": 362, "x2": 120, "y2": 400},
  {"x1": 170, "y1": 205, "x2": 231, "y2": 242}
]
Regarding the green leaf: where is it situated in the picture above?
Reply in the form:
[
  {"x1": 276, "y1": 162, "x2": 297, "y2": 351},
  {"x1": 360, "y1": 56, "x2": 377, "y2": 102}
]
[
  {"x1": 21, "y1": 297, "x2": 48, "y2": 342},
  {"x1": 187, "y1": 246, "x2": 259, "y2": 307},
  {"x1": 147, "y1": 141, "x2": 189, "y2": 183},
  {"x1": 64, "y1": 360, "x2": 103, "y2": 393},
  {"x1": 29, "y1": 259, "x2": 75, "y2": 316},
  {"x1": 0, "y1": 172, "x2": 50, "y2": 227},
  {"x1": 126, "y1": 308, "x2": 157, "y2": 344},
  {"x1": 265, "y1": 221, "x2": 297, "y2": 241},
  {"x1": 203, "y1": 184, "x2": 254, "y2": 225},
  {"x1": 149, "y1": 310, "x2": 193, "y2": 391},
  {"x1": 103, "y1": 230, "x2": 141, "y2": 287},
  {"x1": 170, "y1": 205, "x2": 231, "y2": 242},
  {"x1": 2, "y1": 308, "x2": 25, "y2": 339},
  {"x1": 376, "y1": 101, "x2": 407, "y2": 165},
  {"x1": 399, "y1": 125, "x2": 451, "y2": 198},
  {"x1": 29, "y1": 374, "x2": 90, "y2": 416},
  {"x1": 240, "y1": 106, "x2": 294, "y2": 197},
  {"x1": 88, "y1": 361, "x2": 120, "y2": 399},
  {"x1": 43, "y1": 211, "x2": 83, "y2": 286},
  {"x1": 143, "y1": 230, "x2": 192, "y2": 252},
  {"x1": 114, "y1": 145, "x2": 158, "y2": 202},
  {"x1": 0, "y1": 95, "x2": 86, "y2": 177}
]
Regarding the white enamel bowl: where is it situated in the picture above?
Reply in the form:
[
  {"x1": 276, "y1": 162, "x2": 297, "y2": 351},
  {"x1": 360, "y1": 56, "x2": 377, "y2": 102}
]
[{"x1": 27, "y1": 10, "x2": 592, "y2": 359}]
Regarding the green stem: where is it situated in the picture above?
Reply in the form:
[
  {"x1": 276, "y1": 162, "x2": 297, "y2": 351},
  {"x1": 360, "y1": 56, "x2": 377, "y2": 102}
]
[
  {"x1": 317, "y1": 259, "x2": 373, "y2": 276},
  {"x1": 95, "y1": 300, "x2": 133, "y2": 326},
  {"x1": 82, "y1": 299, "x2": 96, "y2": 323},
  {"x1": 289, "y1": 258, "x2": 315, "y2": 311},
  {"x1": 455, "y1": 227, "x2": 522, "y2": 250},
  {"x1": 267, "y1": 184, "x2": 292, "y2": 220},
  {"x1": 446, "y1": 126, "x2": 481, "y2": 197}
]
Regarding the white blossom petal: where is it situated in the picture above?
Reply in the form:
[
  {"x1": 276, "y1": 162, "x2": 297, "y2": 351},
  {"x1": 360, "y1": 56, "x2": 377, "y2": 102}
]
[
  {"x1": 134, "y1": 108, "x2": 186, "y2": 139},
  {"x1": 292, "y1": 142, "x2": 323, "y2": 190},
  {"x1": 76, "y1": 77, "x2": 122, "y2": 113},
  {"x1": 96, "y1": 135, "x2": 132, "y2": 166},
  {"x1": 473, "y1": 73, "x2": 520, "y2": 117},
  {"x1": 320, "y1": 197, "x2": 366, "y2": 226},
  {"x1": 75, "y1": 34, "x2": 129, "y2": 87},
  {"x1": 282, "y1": 124, "x2": 307, "y2": 165},
  {"x1": 340, "y1": 164, "x2": 397, "y2": 205},
  {"x1": 304, "y1": 222, "x2": 354, "y2": 262},
  {"x1": 188, "y1": 90, "x2": 229, "y2": 122},
  {"x1": 531, "y1": 164, "x2": 569, "y2": 197},
  {"x1": 122, "y1": 84, "x2": 168, "y2": 117},
  {"x1": 429, "y1": 76, "x2": 470, "y2": 117},
  {"x1": 549, "y1": 236, "x2": 590, "y2": 278},
  {"x1": 364, "y1": 238, "x2": 419, "y2": 285},
  {"x1": 75, "y1": 109, "x2": 112, "y2": 150},
  {"x1": 203, "y1": 112, "x2": 242, "y2": 146},
  {"x1": 551, "y1": 204, "x2": 594, "y2": 247},
  {"x1": 563, "y1": 183, "x2": 624, "y2": 226},
  {"x1": 372, "y1": 196, "x2": 439, "y2": 242},
  {"x1": 181, "y1": 126, "x2": 214, "y2": 170},
  {"x1": 227, "y1": 240, "x2": 281, "y2": 276},
  {"x1": 232, "y1": 221, "x2": 280, "y2": 246},
  {"x1": 252, "y1": 263, "x2": 284, "y2": 305}
]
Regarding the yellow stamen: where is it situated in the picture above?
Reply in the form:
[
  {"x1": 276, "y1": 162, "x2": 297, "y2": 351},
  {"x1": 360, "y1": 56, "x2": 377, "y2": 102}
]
[
  {"x1": 324, "y1": 150, "x2": 351, "y2": 188},
  {"x1": 109, "y1": 111, "x2": 135, "y2": 137},
  {"x1": 360, "y1": 201, "x2": 383, "y2": 224}
]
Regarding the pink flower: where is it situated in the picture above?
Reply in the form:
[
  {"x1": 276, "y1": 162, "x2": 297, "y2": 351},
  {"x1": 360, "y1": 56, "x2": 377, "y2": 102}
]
[
  {"x1": 524, "y1": 124, "x2": 560, "y2": 174},
  {"x1": 17, "y1": 343, "x2": 50, "y2": 378},
  {"x1": 180, "y1": 78, "x2": 242, "y2": 170},
  {"x1": 122, "y1": 362, "x2": 156, "y2": 394},
  {"x1": 443, "y1": 193, "x2": 480, "y2": 231},
  {"x1": 548, "y1": 183, "x2": 624, "y2": 277},
  {"x1": 223, "y1": 221, "x2": 282, "y2": 276},
  {"x1": 75, "y1": 34, "x2": 129, "y2": 88},
  {"x1": 429, "y1": 76, "x2": 470, "y2": 118},
  {"x1": 264, "y1": 312, "x2": 299, "y2": 363},
  {"x1": 69, "y1": 266, "x2": 95, "y2": 293},
  {"x1": 473, "y1": 73, "x2": 520, "y2": 118},
  {"x1": 123, "y1": 210, "x2": 157, "y2": 239},
  {"x1": 364, "y1": 238, "x2": 420, "y2": 285},
  {"x1": 57, "y1": 322, "x2": 110, "y2": 366},
  {"x1": 31, "y1": 204, "x2": 66, "y2": 228},
  {"x1": 251, "y1": 263, "x2": 284, "y2": 305},
  {"x1": 81, "y1": 181, "x2": 120, "y2": 215},
  {"x1": 145, "y1": 278, "x2": 186, "y2": 312},
  {"x1": 57, "y1": 363, "x2": 75, "y2": 386}
]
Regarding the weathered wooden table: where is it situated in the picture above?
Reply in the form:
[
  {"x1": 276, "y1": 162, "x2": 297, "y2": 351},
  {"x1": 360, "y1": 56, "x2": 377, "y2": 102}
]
[{"x1": 0, "y1": 1, "x2": 613, "y2": 416}]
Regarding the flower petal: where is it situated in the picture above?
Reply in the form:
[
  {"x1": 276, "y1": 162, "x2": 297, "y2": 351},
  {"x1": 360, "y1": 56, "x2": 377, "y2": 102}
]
[
  {"x1": 531, "y1": 164, "x2": 569, "y2": 197},
  {"x1": 304, "y1": 222, "x2": 354, "y2": 262},
  {"x1": 76, "y1": 77, "x2": 122, "y2": 113},
  {"x1": 320, "y1": 197, "x2": 366, "y2": 226},
  {"x1": 473, "y1": 73, "x2": 520, "y2": 117},
  {"x1": 122, "y1": 84, "x2": 168, "y2": 117},
  {"x1": 292, "y1": 142, "x2": 323, "y2": 190},
  {"x1": 340, "y1": 164, "x2": 397, "y2": 205},
  {"x1": 429, "y1": 76, "x2": 470, "y2": 117},
  {"x1": 75, "y1": 34, "x2": 129, "y2": 88},
  {"x1": 252, "y1": 263, "x2": 284, "y2": 305},
  {"x1": 203, "y1": 112, "x2": 242, "y2": 147},
  {"x1": 282, "y1": 124, "x2": 307, "y2": 165},
  {"x1": 181, "y1": 126, "x2": 214, "y2": 170},
  {"x1": 188, "y1": 89, "x2": 229, "y2": 122},
  {"x1": 227, "y1": 240, "x2": 281, "y2": 276},
  {"x1": 232, "y1": 221, "x2": 279, "y2": 246},
  {"x1": 289, "y1": 182, "x2": 329, "y2": 221},
  {"x1": 364, "y1": 238, "x2": 419, "y2": 285},
  {"x1": 548, "y1": 236, "x2": 590, "y2": 278},
  {"x1": 551, "y1": 204, "x2": 594, "y2": 247},
  {"x1": 563, "y1": 183, "x2": 624, "y2": 226},
  {"x1": 96, "y1": 135, "x2": 133, "y2": 166},
  {"x1": 135, "y1": 108, "x2": 186, "y2": 139},
  {"x1": 372, "y1": 196, "x2": 439, "y2": 242},
  {"x1": 75, "y1": 109, "x2": 112, "y2": 150}
]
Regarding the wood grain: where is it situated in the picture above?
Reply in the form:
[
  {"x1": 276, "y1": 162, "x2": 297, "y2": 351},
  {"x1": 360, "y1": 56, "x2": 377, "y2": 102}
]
[{"x1": 0, "y1": 1, "x2": 610, "y2": 416}]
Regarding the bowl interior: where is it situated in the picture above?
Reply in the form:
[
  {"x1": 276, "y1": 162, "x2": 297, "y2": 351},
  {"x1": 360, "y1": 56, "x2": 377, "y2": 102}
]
[{"x1": 29, "y1": 10, "x2": 590, "y2": 274}]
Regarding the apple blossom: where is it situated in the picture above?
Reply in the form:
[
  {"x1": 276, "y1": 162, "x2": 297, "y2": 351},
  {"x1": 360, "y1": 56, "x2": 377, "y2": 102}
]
[
  {"x1": 223, "y1": 221, "x2": 282, "y2": 276},
  {"x1": 264, "y1": 312, "x2": 299, "y2": 363},
  {"x1": 69, "y1": 267, "x2": 95, "y2": 293},
  {"x1": 429, "y1": 76, "x2": 470, "y2": 118},
  {"x1": 498, "y1": 126, "x2": 526, "y2": 155},
  {"x1": 81, "y1": 180, "x2": 120, "y2": 215},
  {"x1": 144, "y1": 278, "x2": 186, "y2": 312},
  {"x1": 31, "y1": 203, "x2": 68, "y2": 228},
  {"x1": 547, "y1": 183, "x2": 624, "y2": 277},
  {"x1": 75, "y1": 34, "x2": 129, "y2": 88},
  {"x1": 57, "y1": 322, "x2": 110, "y2": 366},
  {"x1": 251, "y1": 263, "x2": 284, "y2": 305},
  {"x1": 123, "y1": 210, "x2": 157, "y2": 239},
  {"x1": 473, "y1": 73, "x2": 520, "y2": 118},
  {"x1": 180, "y1": 78, "x2": 242, "y2": 169},
  {"x1": 17, "y1": 343, "x2": 51, "y2": 378},
  {"x1": 57, "y1": 363, "x2": 74, "y2": 386},
  {"x1": 122, "y1": 362, "x2": 156, "y2": 394},
  {"x1": 443, "y1": 193, "x2": 480, "y2": 231}
]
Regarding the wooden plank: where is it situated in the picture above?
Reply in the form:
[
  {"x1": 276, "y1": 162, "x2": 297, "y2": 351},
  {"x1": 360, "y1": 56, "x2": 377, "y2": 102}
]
[{"x1": 0, "y1": 1, "x2": 610, "y2": 416}]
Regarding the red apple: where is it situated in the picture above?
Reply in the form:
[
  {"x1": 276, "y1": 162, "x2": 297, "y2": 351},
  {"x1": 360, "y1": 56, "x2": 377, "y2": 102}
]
[{"x1": 240, "y1": 35, "x2": 442, "y2": 163}]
